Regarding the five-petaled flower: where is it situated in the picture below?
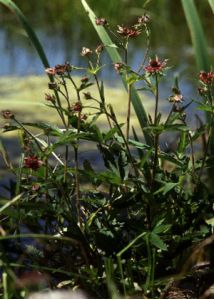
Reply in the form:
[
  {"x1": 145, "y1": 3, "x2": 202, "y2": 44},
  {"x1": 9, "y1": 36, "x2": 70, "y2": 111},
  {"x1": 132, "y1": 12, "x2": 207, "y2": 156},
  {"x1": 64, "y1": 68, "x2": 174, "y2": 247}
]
[
  {"x1": 199, "y1": 71, "x2": 214, "y2": 85},
  {"x1": 2, "y1": 110, "x2": 14, "y2": 119},
  {"x1": 24, "y1": 155, "x2": 42, "y2": 171},
  {"x1": 144, "y1": 57, "x2": 167, "y2": 75},
  {"x1": 117, "y1": 25, "x2": 141, "y2": 38}
]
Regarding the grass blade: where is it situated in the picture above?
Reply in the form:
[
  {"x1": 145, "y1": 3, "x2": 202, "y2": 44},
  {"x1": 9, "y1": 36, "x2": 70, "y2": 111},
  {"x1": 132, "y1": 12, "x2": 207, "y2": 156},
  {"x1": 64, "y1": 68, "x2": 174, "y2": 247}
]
[
  {"x1": 0, "y1": 193, "x2": 23, "y2": 214},
  {"x1": 208, "y1": 0, "x2": 214, "y2": 14},
  {"x1": 181, "y1": 0, "x2": 210, "y2": 71},
  {"x1": 81, "y1": 0, "x2": 153, "y2": 145}
]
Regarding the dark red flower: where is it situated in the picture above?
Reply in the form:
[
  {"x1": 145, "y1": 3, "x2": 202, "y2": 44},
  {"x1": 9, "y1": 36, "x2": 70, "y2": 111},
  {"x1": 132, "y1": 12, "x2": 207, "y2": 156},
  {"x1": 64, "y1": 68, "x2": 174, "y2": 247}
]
[
  {"x1": 95, "y1": 18, "x2": 108, "y2": 26},
  {"x1": 117, "y1": 25, "x2": 141, "y2": 38},
  {"x1": 24, "y1": 155, "x2": 42, "y2": 171},
  {"x1": 2, "y1": 110, "x2": 14, "y2": 119},
  {"x1": 199, "y1": 71, "x2": 214, "y2": 85},
  {"x1": 72, "y1": 102, "x2": 82, "y2": 112},
  {"x1": 145, "y1": 57, "x2": 167, "y2": 75}
]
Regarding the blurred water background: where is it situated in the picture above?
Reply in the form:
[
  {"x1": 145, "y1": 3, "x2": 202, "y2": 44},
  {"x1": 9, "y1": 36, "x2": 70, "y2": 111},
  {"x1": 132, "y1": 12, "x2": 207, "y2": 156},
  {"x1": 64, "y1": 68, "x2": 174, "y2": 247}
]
[{"x1": 0, "y1": 0, "x2": 213, "y2": 88}]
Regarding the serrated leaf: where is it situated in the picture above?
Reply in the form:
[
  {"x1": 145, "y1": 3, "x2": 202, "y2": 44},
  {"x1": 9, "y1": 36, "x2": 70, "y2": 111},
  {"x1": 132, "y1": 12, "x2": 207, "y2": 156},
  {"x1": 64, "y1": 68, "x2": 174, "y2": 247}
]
[
  {"x1": 23, "y1": 122, "x2": 62, "y2": 136},
  {"x1": 150, "y1": 232, "x2": 167, "y2": 251},
  {"x1": 153, "y1": 224, "x2": 171, "y2": 234}
]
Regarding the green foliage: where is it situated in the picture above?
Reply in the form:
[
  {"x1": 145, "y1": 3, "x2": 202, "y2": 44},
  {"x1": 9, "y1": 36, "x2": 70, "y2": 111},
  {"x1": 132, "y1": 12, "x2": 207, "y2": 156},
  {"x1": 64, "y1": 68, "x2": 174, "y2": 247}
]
[{"x1": 0, "y1": 0, "x2": 214, "y2": 299}]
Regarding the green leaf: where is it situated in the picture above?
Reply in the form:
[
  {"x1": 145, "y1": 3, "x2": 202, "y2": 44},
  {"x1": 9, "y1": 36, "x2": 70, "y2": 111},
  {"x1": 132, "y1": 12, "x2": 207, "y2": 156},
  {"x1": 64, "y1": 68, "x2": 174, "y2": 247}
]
[
  {"x1": 149, "y1": 232, "x2": 167, "y2": 251},
  {"x1": 104, "y1": 125, "x2": 121, "y2": 142},
  {"x1": 153, "y1": 224, "x2": 171, "y2": 234},
  {"x1": 208, "y1": 0, "x2": 214, "y2": 14},
  {"x1": 144, "y1": 124, "x2": 188, "y2": 134},
  {"x1": 159, "y1": 153, "x2": 184, "y2": 167},
  {"x1": 87, "y1": 208, "x2": 101, "y2": 227},
  {"x1": 154, "y1": 182, "x2": 179, "y2": 196},
  {"x1": 23, "y1": 122, "x2": 62, "y2": 136},
  {"x1": 177, "y1": 131, "x2": 188, "y2": 154},
  {"x1": 0, "y1": 193, "x2": 23, "y2": 214},
  {"x1": 197, "y1": 103, "x2": 214, "y2": 113},
  {"x1": 0, "y1": 139, "x2": 13, "y2": 169}
]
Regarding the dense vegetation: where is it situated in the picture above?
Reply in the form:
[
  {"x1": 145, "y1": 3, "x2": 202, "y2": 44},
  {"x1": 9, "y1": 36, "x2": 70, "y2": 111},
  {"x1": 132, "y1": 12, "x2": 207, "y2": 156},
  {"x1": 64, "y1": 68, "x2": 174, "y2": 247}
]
[{"x1": 0, "y1": 0, "x2": 214, "y2": 298}]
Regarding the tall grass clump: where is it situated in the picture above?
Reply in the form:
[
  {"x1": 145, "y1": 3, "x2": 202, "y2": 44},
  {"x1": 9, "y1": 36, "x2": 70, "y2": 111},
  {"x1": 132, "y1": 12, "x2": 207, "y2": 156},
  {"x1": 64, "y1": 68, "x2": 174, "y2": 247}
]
[{"x1": 0, "y1": 0, "x2": 214, "y2": 298}]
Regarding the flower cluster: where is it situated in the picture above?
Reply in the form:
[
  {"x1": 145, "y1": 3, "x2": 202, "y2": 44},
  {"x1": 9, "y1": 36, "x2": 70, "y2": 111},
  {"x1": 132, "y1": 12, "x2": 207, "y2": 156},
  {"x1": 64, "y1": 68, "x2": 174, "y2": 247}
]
[
  {"x1": 71, "y1": 102, "x2": 82, "y2": 113},
  {"x1": 69, "y1": 102, "x2": 87, "y2": 121},
  {"x1": 45, "y1": 63, "x2": 72, "y2": 76},
  {"x1": 117, "y1": 25, "x2": 141, "y2": 38},
  {"x1": 144, "y1": 57, "x2": 167, "y2": 75},
  {"x1": 24, "y1": 155, "x2": 42, "y2": 171},
  {"x1": 199, "y1": 71, "x2": 214, "y2": 85}
]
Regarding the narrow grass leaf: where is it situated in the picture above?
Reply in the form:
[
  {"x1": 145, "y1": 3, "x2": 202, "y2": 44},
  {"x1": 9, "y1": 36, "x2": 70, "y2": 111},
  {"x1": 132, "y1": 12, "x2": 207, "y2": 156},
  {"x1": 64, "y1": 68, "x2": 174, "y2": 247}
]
[
  {"x1": 208, "y1": 0, "x2": 214, "y2": 14},
  {"x1": 0, "y1": 193, "x2": 23, "y2": 214},
  {"x1": 181, "y1": 0, "x2": 210, "y2": 71}
]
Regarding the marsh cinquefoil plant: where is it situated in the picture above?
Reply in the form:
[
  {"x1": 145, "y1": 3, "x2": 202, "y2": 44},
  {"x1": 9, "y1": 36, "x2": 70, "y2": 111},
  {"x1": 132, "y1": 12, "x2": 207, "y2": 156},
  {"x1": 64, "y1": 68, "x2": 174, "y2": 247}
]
[{"x1": 1, "y1": 14, "x2": 214, "y2": 299}]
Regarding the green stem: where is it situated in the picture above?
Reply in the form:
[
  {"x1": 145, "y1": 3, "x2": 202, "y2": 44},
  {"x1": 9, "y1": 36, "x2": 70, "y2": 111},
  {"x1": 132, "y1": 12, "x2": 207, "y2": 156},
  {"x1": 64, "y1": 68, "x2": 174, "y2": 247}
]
[
  {"x1": 126, "y1": 84, "x2": 132, "y2": 141},
  {"x1": 94, "y1": 73, "x2": 112, "y2": 129},
  {"x1": 3, "y1": 272, "x2": 8, "y2": 300},
  {"x1": 152, "y1": 74, "x2": 160, "y2": 191}
]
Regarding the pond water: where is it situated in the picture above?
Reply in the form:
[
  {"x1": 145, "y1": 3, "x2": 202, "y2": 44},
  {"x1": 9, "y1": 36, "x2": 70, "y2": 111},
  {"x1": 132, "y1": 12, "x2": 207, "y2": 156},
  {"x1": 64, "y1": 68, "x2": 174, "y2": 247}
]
[{"x1": 0, "y1": 1, "x2": 213, "y2": 86}]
